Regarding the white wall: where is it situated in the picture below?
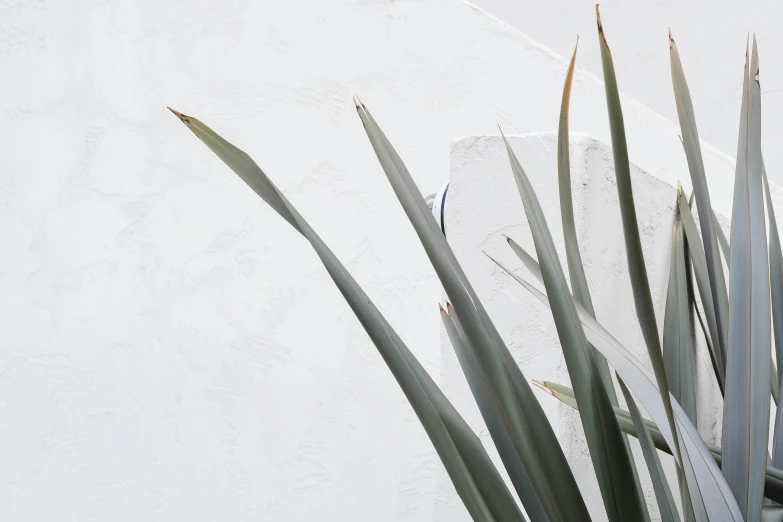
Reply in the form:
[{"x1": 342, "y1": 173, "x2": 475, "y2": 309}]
[
  {"x1": 472, "y1": 0, "x2": 783, "y2": 185},
  {"x1": 1, "y1": 0, "x2": 781, "y2": 520}
]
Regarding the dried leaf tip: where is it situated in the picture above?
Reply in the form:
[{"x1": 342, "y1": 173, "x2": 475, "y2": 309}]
[
  {"x1": 752, "y1": 35, "x2": 760, "y2": 83},
  {"x1": 676, "y1": 180, "x2": 683, "y2": 197},
  {"x1": 595, "y1": 4, "x2": 604, "y2": 34},
  {"x1": 668, "y1": 28, "x2": 675, "y2": 48},
  {"x1": 532, "y1": 379, "x2": 553, "y2": 395},
  {"x1": 483, "y1": 249, "x2": 503, "y2": 267},
  {"x1": 167, "y1": 107, "x2": 191, "y2": 124},
  {"x1": 483, "y1": 249, "x2": 501, "y2": 261},
  {"x1": 352, "y1": 95, "x2": 365, "y2": 110}
]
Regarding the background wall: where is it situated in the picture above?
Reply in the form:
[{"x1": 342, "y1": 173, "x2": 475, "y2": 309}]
[
  {"x1": 1, "y1": 0, "x2": 780, "y2": 520},
  {"x1": 472, "y1": 0, "x2": 783, "y2": 184}
]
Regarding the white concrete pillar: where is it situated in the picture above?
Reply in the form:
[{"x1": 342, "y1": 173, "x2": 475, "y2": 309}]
[{"x1": 438, "y1": 132, "x2": 725, "y2": 521}]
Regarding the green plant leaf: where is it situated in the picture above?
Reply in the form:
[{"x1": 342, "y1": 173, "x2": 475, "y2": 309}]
[
  {"x1": 558, "y1": 40, "x2": 593, "y2": 314},
  {"x1": 663, "y1": 219, "x2": 697, "y2": 424},
  {"x1": 677, "y1": 187, "x2": 726, "y2": 387},
  {"x1": 557, "y1": 39, "x2": 620, "y2": 407},
  {"x1": 618, "y1": 379, "x2": 681, "y2": 522},
  {"x1": 504, "y1": 236, "x2": 696, "y2": 515},
  {"x1": 597, "y1": 10, "x2": 679, "y2": 469},
  {"x1": 501, "y1": 131, "x2": 647, "y2": 521},
  {"x1": 663, "y1": 218, "x2": 697, "y2": 521},
  {"x1": 539, "y1": 380, "x2": 783, "y2": 505},
  {"x1": 763, "y1": 162, "x2": 783, "y2": 471},
  {"x1": 669, "y1": 31, "x2": 730, "y2": 373},
  {"x1": 765, "y1": 164, "x2": 783, "y2": 396},
  {"x1": 722, "y1": 38, "x2": 771, "y2": 522},
  {"x1": 557, "y1": 46, "x2": 647, "y2": 511},
  {"x1": 169, "y1": 109, "x2": 526, "y2": 522},
  {"x1": 353, "y1": 98, "x2": 589, "y2": 521},
  {"x1": 487, "y1": 251, "x2": 743, "y2": 520},
  {"x1": 532, "y1": 379, "x2": 578, "y2": 410},
  {"x1": 442, "y1": 304, "x2": 549, "y2": 521}
]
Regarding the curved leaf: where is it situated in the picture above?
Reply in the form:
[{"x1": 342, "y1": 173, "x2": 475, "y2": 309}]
[
  {"x1": 669, "y1": 31, "x2": 730, "y2": 371},
  {"x1": 353, "y1": 98, "x2": 589, "y2": 521},
  {"x1": 677, "y1": 187, "x2": 725, "y2": 387},
  {"x1": 663, "y1": 218, "x2": 697, "y2": 521},
  {"x1": 487, "y1": 252, "x2": 743, "y2": 521},
  {"x1": 501, "y1": 132, "x2": 647, "y2": 521},
  {"x1": 556, "y1": 47, "x2": 646, "y2": 510},
  {"x1": 597, "y1": 10, "x2": 679, "y2": 470},
  {"x1": 442, "y1": 305, "x2": 549, "y2": 521},
  {"x1": 723, "y1": 38, "x2": 771, "y2": 522},
  {"x1": 765, "y1": 162, "x2": 783, "y2": 398},
  {"x1": 540, "y1": 380, "x2": 783, "y2": 504},
  {"x1": 663, "y1": 220, "x2": 697, "y2": 424},
  {"x1": 618, "y1": 379, "x2": 680, "y2": 522},
  {"x1": 170, "y1": 109, "x2": 525, "y2": 522}
]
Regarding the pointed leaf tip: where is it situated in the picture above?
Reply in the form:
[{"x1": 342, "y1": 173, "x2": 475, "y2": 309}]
[
  {"x1": 167, "y1": 107, "x2": 191, "y2": 124},
  {"x1": 352, "y1": 95, "x2": 363, "y2": 110},
  {"x1": 531, "y1": 380, "x2": 552, "y2": 395},
  {"x1": 482, "y1": 250, "x2": 501, "y2": 265}
]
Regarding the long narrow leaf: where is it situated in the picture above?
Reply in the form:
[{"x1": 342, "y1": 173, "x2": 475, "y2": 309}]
[
  {"x1": 557, "y1": 43, "x2": 648, "y2": 515},
  {"x1": 618, "y1": 379, "x2": 680, "y2": 522},
  {"x1": 670, "y1": 31, "x2": 730, "y2": 372},
  {"x1": 501, "y1": 132, "x2": 646, "y2": 521},
  {"x1": 538, "y1": 379, "x2": 783, "y2": 504},
  {"x1": 558, "y1": 39, "x2": 617, "y2": 399},
  {"x1": 442, "y1": 304, "x2": 549, "y2": 521},
  {"x1": 597, "y1": 10, "x2": 679, "y2": 469},
  {"x1": 723, "y1": 38, "x2": 771, "y2": 522},
  {"x1": 764, "y1": 164, "x2": 783, "y2": 393},
  {"x1": 763, "y1": 163, "x2": 783, "y2": 470},
  {"x1": 169, "y1": 109, "x2": 525, "y2": 522},
  {"x1": 677, "y1": 187, "x2": 726, "y2": 386},
  {"x1": 663, "y1": 220, "x2": 697, "y2": 423},
  {"x1": 353, "y1": 98, "x2": 590, "y2": 521},
  {"x1": 487, "y1": 252, "x2": 743, "y2": 520},
  {"x1": 663, "y1": 218, "x2": 697, "y2": 521}
]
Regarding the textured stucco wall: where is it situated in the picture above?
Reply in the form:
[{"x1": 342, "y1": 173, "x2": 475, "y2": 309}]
[{"x1": 2, "y1": 0, "x2": 783, "y2": 520}]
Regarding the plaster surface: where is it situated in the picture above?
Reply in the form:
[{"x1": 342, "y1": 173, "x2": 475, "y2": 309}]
[{"x1": 2, "y1": 0, "x2": 783, "y2": 520}]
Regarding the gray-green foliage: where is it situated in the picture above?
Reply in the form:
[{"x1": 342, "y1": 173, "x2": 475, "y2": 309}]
[{"x1": 170, "y1": 7, "x2": 783, "y2": 522}]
